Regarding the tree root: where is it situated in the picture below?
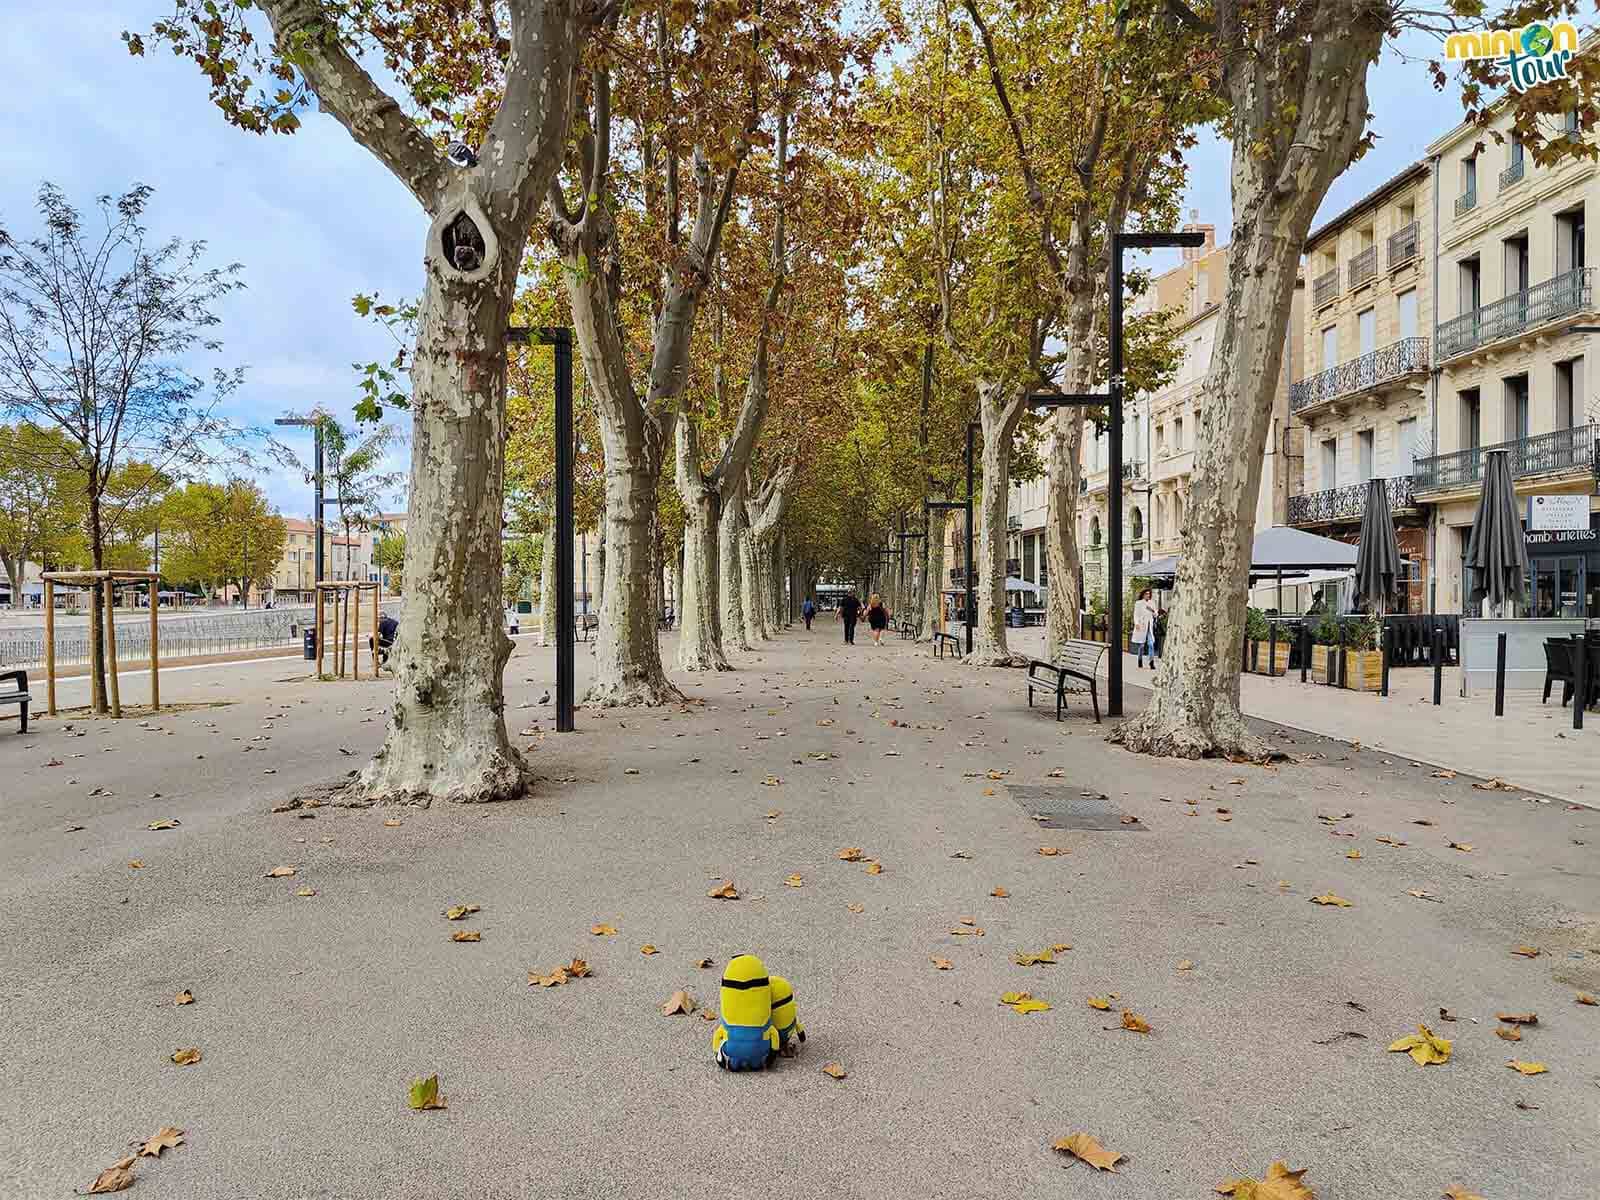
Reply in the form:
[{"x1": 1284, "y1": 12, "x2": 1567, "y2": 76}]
[
  {"x1": 1109, "y1": 708, "x2": 1277, "y2": 763},
  {"x1": 584, "y1": 675, "x2": 688, "y2": 707},
  {"x1": 963, "y1": 650, "x2": 1030, "y2": 668}
]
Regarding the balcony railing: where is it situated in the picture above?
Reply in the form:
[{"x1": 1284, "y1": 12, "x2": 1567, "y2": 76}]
[
  {"x1": 1499, "y1": 156, "x2": 1525, "y2": 190},
  {"x1": 1006, "y1": 515, "x2": 1021, "y2": 530},
  {"x1": 1455, "y1": 186, "x2": 1477, "y2": 217},
  {"x1": 1290, "y1": 336, "x2": 1429, "y2": 413},
  {"x1": 1437, "y1": 267, "x2": 1593, "y2": 359},
  {"x1": 1387, "y1": 221, "x2": 1419, "y2": 269},
  {"x1": 1312, "y1": 268, "x2": 1339, "y2": 308},
  {"x1": 1287, "y1": 475, "x2": 1415, "y2": 526},
  {"x1": 1348, "y1": 245, "x2": 1378, "y2": 290},
  {"x1": 1413, "y1": 423, "x2": 1599, "y2": 493}
]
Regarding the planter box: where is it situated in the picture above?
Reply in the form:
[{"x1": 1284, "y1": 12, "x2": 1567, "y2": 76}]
[
  {"x1": 1311, "y1": 645, "x2": 1384, "y2": 691},
  {"x1": 1247, "y1": 639, "x2": 1290, "y2": 676}
]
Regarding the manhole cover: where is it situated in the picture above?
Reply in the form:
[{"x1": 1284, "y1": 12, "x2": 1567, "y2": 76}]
[{"x1": 1007, "y1": 785, "x2": 1146, "y2": 832}]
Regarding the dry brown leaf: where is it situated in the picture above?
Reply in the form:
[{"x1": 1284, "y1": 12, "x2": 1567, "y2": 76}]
[
  {"x1": 821, "y1": 1062, "x2": 847, "y2": 1079},
  {"x1": 82, "y1": 1158, "x2": 136, "y2": 1194},
  {"x1": 147, "y1": 819, "x2": 179, "y2": 831},
  {"x1": 1442, "y1": 1188, "x2": 1486, "y2": 1200},
  {"x1": 382, "y1": 818, "x2": 403, "y2": 827},
  {"x1": 846, "y1": 903, "x2": 865, "y2": 914},
  {"x1": 694, "y1": 957, "x2": 713, "y2": 968},
  {"x1": 1407, "y1": 888, "x2": 1442, "y2": 902},
  {"x1": 1038, "y1": 846, "x2": 1063, "y2": 856},
  {"x1": 1578, "y1": 993, "x2": 1598, "y2": 1006},
  {"x1": 264, "y1": 865, "x2": 296, "y2": 878},
  {"x1": 1216, "y1": 1161, "x2": 1314, "y2": 1198},
  {"x1": 837, "y1": 847, "x2": 864, "y2": 861},
  {"x1": 661, "y1": 989, "x2": 696, "y2": 1015},
  {"x1": 1119, "y1": 815, "x2": 1141, "y2": 825},
  {"x1": 529, "y1": 967, "x2": 569, "y2": 988},
  {"x1": 566, "y1": 958, "x2": 591, "y2": 977},
  {"x1": 1511, "y1": 945, "x2": 1541, "y2": 958},
  {"x1": 1375, "y1": 835, "x2": 1407, "y2": 847},
  {"x1": 1177, "y1": 960, "x2": 1194, "y2": 971},
  {"x1": 865, "y1": 862, "x2": 883, "y2": 875},
  {"x1": 1505, "y1": 1059, "x2": 1548, "y2": 1075},
  {"x1": 707, "y1": 881, "x2": 740, "y2": 900},
  {"x1": 1497, "y1": 1012, "x2": 1538, "y2": 1025},
  {"x1": 1431, "y1": 768, "x2": 1458, "y2": 779},
  {"x1": 1495, "y1": 1026, "x2": 1522, "y2": 1042},
  {"x1": 590, "y1": 923, "x2": 619, "y2": 935},
  {"x1": 1050, "y1": 942, "x2": 1073, "y2": 953},
  {"x1": 640, "y1": 944, "x2": 659, "y2": 956},
  {"x1": 784, "y1": 874, "x2": 804, "y2": 888},
  {"x1": 1310, "y1": 894, "x2": 1353, "y2": 907},
  {"x1": 451, "y1": 930, "x2": 481, "y2": 943},
  {"x1": 173, "y1": 990, "x2": 194, "y2": 1006},
  {"x1": 1448, "y1": 841, "x2": 1474, "y2": 853},
  {"x1": 990, "y1": 886, "x2": 1009, "y2": 898},
  {"x1": 445, "y1": 904, "x2": 480, "y2": 920},
  {"x1": 1120, "y1": 1010, "x2": 1152, "y2": 1034},
  {"x1": 1346, "y1": 849, "x2": 1362, "y2": 860},
  {"x1": 1473, "y1": 777, "x2": 1515, "y2": 791},
  {"x1": 170, "y1": 1047, "x2": 201, "y2": 1066},
  {"x1": 138, "y1": 1127, "x2": 184, "y2": 1158},
  {"x1": 1052, "y1": 1132, "x2": 1123, "y2": 1173},
  {"x1": 1087, "y1": 996, "x2": 1112, "y2": 1011},
  {"x1": 931, "y1": 957, "x2": 954, "y2": 970}
]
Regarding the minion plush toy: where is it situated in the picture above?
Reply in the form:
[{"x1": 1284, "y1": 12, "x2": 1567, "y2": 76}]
[
  {"x1": 712, "y1": 953, "x2": 779, "y2": 1071},
  {"x1": 770, "y1": 975, "x2": 805, "y2": 1054}
]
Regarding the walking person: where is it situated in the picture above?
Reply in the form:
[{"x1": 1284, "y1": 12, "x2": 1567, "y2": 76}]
[
  {"x1": 1132, "y1": 587, "x2": 1158, "y2": 668},
  {"x1": 839, "y1": 590, "x2": 861, "y2": 645},
  {"x1": 801, "y1": 596, "x2": 816, "y2": 630},
  {"x1": 866, "y1": 592, "x2": 890, "y2": 645}
]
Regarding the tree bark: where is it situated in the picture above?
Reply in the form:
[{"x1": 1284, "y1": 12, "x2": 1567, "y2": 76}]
[
  {"x1": 918, "y1": 509, "x2": 949, "y2": 641},
  {"x1": 719, "y1": 476, "x2": 752, "y2": 653},
  {"x1": 968, "y1": 381, "x2": 1027, "y2": 666},
  {"x1": 674, "y1": 423, "x2": 729, "y2": 671},
  {"x1": 1043, "y1": 412, "x2": 1086, "y2": 657},
  {"x1": 86, "y1": 491, "x2": 108, "y2": 713},
  {"x1": 1113, "y1": 4, "x2": 1386, "y2": 758},
  {"x1": 539, "y1": 522, "x2": 557, "y2": 644},
  {"x1": 742, "y1": 467, "x2": 793, "y2": 643}
]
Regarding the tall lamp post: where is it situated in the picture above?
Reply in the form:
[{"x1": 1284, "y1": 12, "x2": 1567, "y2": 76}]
[{"x1": 1025, "y1": 228, "x2": 1204, "y2": 717}]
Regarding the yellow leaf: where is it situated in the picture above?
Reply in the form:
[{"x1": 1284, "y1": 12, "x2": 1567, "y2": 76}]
[
  {"x1": 761, "y1": 775, "x2": 782, "y2": 786},
  {"x1": 1578, "y1": 993, "x2": 1598, "y2": 1006},
  {"x1": 865, "y1": 862, "x2": 883, "y2": 875},
  {"x1": 1443, "y1": 1188, "x2": 1486, "y2": 1200},
  {"x1": 173, "y1": 990, "x2": 194, "y2": 1006},
  {"x1": 1012, "y1": 949, "x2": 1056, "y2": 966},
  {"x1": 529, "y1": 967, "x2": 569, "y2": 988},
  {"x1": 1346, "y1": 849, "x2": 1362, "y2": 860},
  {"x1": 382, "y1": 818, "x2": 403, "y2": 827},
  {"x1": 1505, "y1": 1059, "x2": 1548, "y2": 1075},
  {"x1": 1511, "y1": 945, "x2": 1540, "y2": 958},
  {"x1": 784, "y1": 873, "x2": 804, "y2": 888},
  {"x1": 295, "y1": 886, "x2": 316, "y2": 897},
  {"x1": 640, "y1": 944, "x2": 659, "y2": 955},
  {"x1": 170, "y1": 1047, "x2": 201, "y2": 1066},
  {"x1": 661, "y1": 989, "x2": 696, "y2": 1015},
  {"x1": 83, "y1": 1158, "x2": 136, "y2": 1193},
  {"x1": 707, "y1": 881, "x2": 740, "y2": 900},
  {"x1": 1216, "y1": 1161, "x2": 1314, "y2": 1198},
  {"x1": 1052, "y1": 1132, "x2": 1123, "y2": 1172},
  {"x1": 1000, "y1": 990, "x2": 1051, "y2": 1014},
  {"x1": 1050, "y1": 942, "x2": 1072, "y2": 953},
  {"x1": 1310, "y1": 894, "x2": 1353, "y2": 907},
  {"x1": 445, "y1": 904, "x2": 480, "y2": 920},
  {"x1": 1495, "y1": 1025, "x2": 1522, "y2": 1041},
  {"x1": 1088, "y1": 996, "x2": 1112, "y2": 1011},
  {"x1": 821, "y1": 1062, "x2": 847, "y2": 1079},
  {"x1": 264, "y1": 865, "x2": 295, "y2": 878},
  {"x1": 1448, "y1": 841, "x2": 1474, "y2": 852},
  {"x1": 1120, "y1": 1010, "x2": 1152, "y2": 1034},
  {"x1": 931, "y1": 957, "x2": 953, "y2": 970},
  {"x1": 990, "y1": 886, "x2": 1009, "y2": 898},
  {"x1": 837, "y1": 847, "x2": 864, "y2": 861},
  {"x1": 138, "y1": 1126, "x2": 184, "y2": 1158},
  {"x1": 407, "y1": 1073, "x2": 446, "y2": 1110},
  {"x1": 590, "y1": 923, "x2": 619, "y2": 935},
  {"x1": 982, "y1": 787, "x2": 995, "y2": 796},
  {"x1": 1177, "y1": 960, "x2": 1194, "y2": 971},
  {"x1": 1387, "y1": 1024, "x2": 1451, "y2": 1066},
  {"x1": 1038, "y1": 846, "x2": 1064, "y2": 856},
  {"x1": 451, "y1": 930, "x2": 481, "y2": 942}
]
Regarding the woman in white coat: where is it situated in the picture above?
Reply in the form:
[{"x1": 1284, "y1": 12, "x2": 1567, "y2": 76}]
[{"x1": 1131, "y1": 587, "x2": 1158, "y2": 668}]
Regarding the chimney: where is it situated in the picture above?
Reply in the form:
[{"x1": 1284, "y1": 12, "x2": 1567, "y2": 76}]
[{"x1": 1181, "y1": 209, "x2": 1215, "y2": 262}]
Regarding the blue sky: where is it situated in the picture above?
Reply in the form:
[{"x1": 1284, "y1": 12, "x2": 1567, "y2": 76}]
[{"x1": 0, "y1": 7, "x2": 1473, "y2": 517}]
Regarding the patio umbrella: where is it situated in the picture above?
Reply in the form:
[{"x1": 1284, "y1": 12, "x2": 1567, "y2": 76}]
[
  {"x1": 1464, "y1": 448, "x2": 1530, "y2": 615},
  {"x1": 1354, "y1": 477, "x2": 1402, "y2": 614}
]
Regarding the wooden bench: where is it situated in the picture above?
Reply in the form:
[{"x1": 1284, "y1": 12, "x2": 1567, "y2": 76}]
[
  {"x1": 898, "y1": 620, "x2": 916, "y2": 640},
  {"x1": 0, "y1": 669, "x2": 31, "y2": 734},
  {"x1": 932, "y1": 631, "x2": 961, "y2": 658},
  {"x1": 1026, "y1": 640, "x2": 1108, "y2": 723},
  {"x1": 578, "y1": 613, "x2": 600, "y2": 642}
]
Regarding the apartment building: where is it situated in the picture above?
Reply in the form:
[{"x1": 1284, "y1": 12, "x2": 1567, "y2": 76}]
[
  {"x1": 1289, "y1": 162, "x2": 1433, "y2": 610},
  {"x1": 1420, "y1": 102, "x2": 1600, "y2": 617}
]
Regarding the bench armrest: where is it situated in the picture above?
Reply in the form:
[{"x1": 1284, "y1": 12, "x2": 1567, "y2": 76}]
[{"x1": 0, "y1": 669, "x2": 26, "y2": 693}]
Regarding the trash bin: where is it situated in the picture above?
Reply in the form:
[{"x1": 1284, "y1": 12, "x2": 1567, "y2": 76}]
[{"x1": 304, "y1": 629, "x2": 317, "y2": 660}]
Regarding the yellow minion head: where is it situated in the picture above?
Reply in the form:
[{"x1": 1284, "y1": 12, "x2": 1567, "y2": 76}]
[
  {"x1": 719, "y1": 953, "x2": 773, "y2": 1029},
  {"x1": 770, "y1": 974, "x2": 805, "y2": 1048}
]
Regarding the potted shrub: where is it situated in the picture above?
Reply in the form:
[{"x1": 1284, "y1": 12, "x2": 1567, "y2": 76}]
[
  {"x1": 1245, "y1": 606, "x2": 1289, "y2": 676},
  {"x1": 1309, "y1": 614, "x2": 1384, "y2": 691}
]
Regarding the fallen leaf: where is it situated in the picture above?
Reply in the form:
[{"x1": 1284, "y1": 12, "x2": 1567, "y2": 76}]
[
  {"x1": 128, "y1": 860, "x2": 144, "y2": 870},
  {"x1": 990, "y1": 886, "x2": 1009, "y2": 898},
  {"x1": 1495, "y1": 1026, "x2": 1522, "y2": 1042},
  {"x1": 694, "y1": 957, "x2": 713, "y2": 968},
  {"x1": 1514, "y1": 1099, "x2": 1540, "y2": 1111},
  {"x1": 147, "y1": 819, "x2": 179, "y2": 831},
  {"x1": 173, "y1": 990, "x2": 194, "y2": 1006},
  {"x1": 1120, "y1": 1010, "x2": 1152, "y2": 1034},
  {"x1": 407, "y1": 1074, "x2": 446, "y2": 1110},
  {"x1": 1012, "y1": 949, "x2": 1056, "y2": 966},
  {"x1": 837, "y1": 847, "x2": 864, "y2": 861},
  {"x1": 784, "y1": 874, "x2": 804, "y2": 888},
  {"x1": 451, "y1": 930, "x2": 481, "y2": 943},
  {"x1": 1346, "y1": 849, "x2": 1362, "y2": 860},
  {"x1": 590, "y1": 923, "x2": 619, "y2": 935},
  {"x1": 1087, "y1": 996, "x2": 1112, "y2": 1011},
  {"x1": 1473, "y1": 777, "x2": 1515, "y2": 791},
  {"x1": 640, "y1": 944, "x2": 659, "y2": 956},
  {"x1": 295, "y1": 886, "x2": 316, "y2": 897},
  {"x1": 1506, "y1": 1059, "x2": 1548, "y2": 1075},
  {"x1": 565, "y1": 958, "x2": 591, "y2": 977},
  {"x1": 662, "y1": 989, "x2": 696, "y2": 1015},
  {"x1": 1000, "y1": 991, "x2": 1051, "y2": 1014},
  {"x1": 81, "y1": 1158, "x2": 136, "y2": 1194},
  {"x1": 1119, "y1": 815, "x2": 1141, "y2": 825},
  {"x1": 846, "y1": 903, "x2": 864, "y2": 914},
  {"x1": 1406, "y1": 889, "x2": 1442, "y2": 902},
  {"x1": 1578, "y1": 993, "x2": 1597, "y2": 1006},
  {"x1": 761, "y1": 775, "x2": 781, "y2": 786},
  {"x1": 264, "y1": 865, "x2": 296, "y2": 878},
  {"x1": 1497, "y1": 1012, "x2": 1538, "y2": 1025},
  {"x1": 1442, "y1": 1188, "x2": 1486, "y2": 1200},
  {"x1": 138, "y1": 1127, "x2": 184, "y2": 1158},
  {"x1": 1431, "y1": 769, "x2": 1457, "y2": 779},
  {"x1": 1388, "y1": 1024, "x2": 1451, "y2": 1066},
  {"x1": 1310, "y1": 894, "x2": 1353, "y2": 907},
  {"x1": 382, "y1": 818, "x2": 403, "y2": 827},
  {"x1": 529, "y1": 967, "x2": 570, "y2": 988},
  {"x1": 1375, "y1": 835, "x2": 1407, "y2": 847},
  {"x1": 707, "y1": 881, "x2": 740, "y2": 900},
  {"x1": 445, "y1": 904, "x2": 481, "y2": 920},
  {"x1": 170, "y1": 1047, "x2": 201, "y2": 1066},
  {"x1": 1038, "y1": 846, "x2": 1063, "y2": 856},
  {"x1": 821, "y1": 1062, "x2": 847, "y2": 1079},
  {"x1": 865, "y1": 862, "x2": 883, "y2": 875},
  {"x1": 1438, "y1": 1007, "x2": 1457, "y2": 1022},
  {"x1": 949, "y1": 925, "x2": 985, "y2": 936},
  {"x1": 931, "y1": 957, "x2": 954, "y2": 970},
  {"x1": 1052, "y1": 1133, "x2": 1123, "y2": 1173},
  {"x1": 1448, "y1": 841, "x2": 1474, "y2": 853},
  {"x1": 1216, "y1": 1162, "x2": 1314, "y2": 1198},
  {"x1": 1050, "y1": 942, "x2": 1073, "y2": 953},
  {"x1": 1511, "y1": 945, "x2": 1541, "y2": 958},
  {"x1": 765, "y1": 810, "x2": 781, "y2": 821},
  {"x1": 1412, "y1": 818, "x2": 1436, "y2": 826}
]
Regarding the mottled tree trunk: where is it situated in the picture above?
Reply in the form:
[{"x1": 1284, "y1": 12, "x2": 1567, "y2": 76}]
[
  {"x1": 918, "y1": 510, "x2": 948, "y2": 641},
  {"x1": 1043, "y1": 413, "x2": 1086, "y2": 658},
  {"x1": 719, "y1": 477, "x2": 752, "y2": 652},
  {"x1": 85, "y1": 493, "x2": 108, "y2": 712},
  {"x1": 539, "y1": 522, "x2": 557, "y2": 644},
  {"x1": 1113, "y1": 6, "x2": 1385, "y2": 758},
  {"x1": 968, "y1": 380, "x2": 1026, "y2": 666},
  {"x1": 674, "y1": 424, "x2": 729, "y2": 671}
]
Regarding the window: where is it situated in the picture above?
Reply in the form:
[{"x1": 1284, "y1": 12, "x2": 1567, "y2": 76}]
[
  {"x1": 1358, "y1": 307, "x2": 1376, "y2": 356},
  {"x1": 1397, "y1": 417, "x2": 1418, "y2": 473},
  {"x1": 1022, "y1": 534, "x2": 1036, "y2": 582},
  {"x1": 1155, "y1": 423, "x2": 1166, "y2": 454},
  {"x1": 1459, "y1": 256, "x2": 1481, "y2": 315},
  {"x1": 1321, "y1": 438, "x2": 1338, "y2": 489},
  {"x1": 1504, "y1": 233, "x2": 1530, "y2": 297},
  {"x1": 1462, "y1": 155, "x2": 1477, "y2": 196},
  {"x1": 1358, "y1": 429, "x2": 1375, "y2": 481},
  {"x1": 1130, "y1": 507, "x2": 1144, "y2": 541},
  {"x1": 1504, "y1": 374, "x2": 1530, "y2": 441},
  {"x1": 1174, "y1": 494, "x2": 1185, "y2": 534},
  {"x1": 1322, "y1": 325, "x2": 1338, "y2": 370},
  {"x1": 1397, "y1": 290, "x2": 1418, "y2": 340},
  {"x1": 1173, "y1": 416, "x2": 1185, "y2": 450},
  {"x1": 1460, "y1": 388, "x2": 1481, "y2": 450},
  {"x1": 1555, "y1": 358, "x2": 1582, "y2": 429},
  {"x1": 1090, "y1": 516, "x2": 1102, "y2": 547},
  {"x1": 1510, "y1": 133, "x2": 1525, "y2": 168},
  {"x1": 1556, "y1": 206, "x2": 1586, "y2": 274}
]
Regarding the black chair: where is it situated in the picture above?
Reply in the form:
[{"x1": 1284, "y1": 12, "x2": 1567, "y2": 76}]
[
  {"x1": 0, "y1": 669, "x2": 30, "y2": 733},
  {"x1": 1543, "y1": 639, "x2": 1575, "y2": 706}
]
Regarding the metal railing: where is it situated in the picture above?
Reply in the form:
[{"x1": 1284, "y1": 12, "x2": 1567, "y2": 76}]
[
  {"x1": 1006, "y1": 515, "x2": 1021, "y2": 530},
  {"x1": 1387, "y1": 221, "x2": 1419, "y2": 269},
  {"x1": 1437, "y1": 267, "x2": 1593, "y2": 359},
  {"x1": 1287, "y1": 475, "x2": 1416, "y2": 525},
  {"x1": 1313, "y1": 268, "x2": 1339, "y2": 308},
  {"x1": 0, "y1": 604, "x2": 326, "y2": 670},
  {"x1": 1499, "y1": 156, "x2": 1525, "y2": 190},
  {"x1": 1414, "y1": 423, "x2": 1599, "y2": 492},
  {"x1": 1455, "y1": 186, "x2": 1477, "y2": 217},
  {"x1": 1290, "y1": 336, "x2": 1429, "y2": 413},
  {"x1": 1348, "y1": 245, "x2": 1378, "y2": 290}
]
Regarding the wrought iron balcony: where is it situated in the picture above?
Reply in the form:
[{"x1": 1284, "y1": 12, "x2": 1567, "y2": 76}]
[
  {"x1": 1455, "y1": 186, "x2": 1477, "y2": 217},
  {"x1": 1288, "y1": 475, "x2": 1416, "y2": 526},
  {"x1": 1413, "y1": 423, "x2": 1599, "y2": 493},
  {"x1": 1006, "y1": 515, "x2": 1021, "y2": 530},
  {"x1": 1290, "y1": 337, "x2": 1429, "y2": 414},
  {"x1": 1499, "y1": 156, "x2": 1525, "y2": 190},
  {"x1": 1348, "y1": 245, "x2": 1378, "y2": 290},
  {"x1": 1312, "y1": 268, "x2": 1339, "y2": 308},
  {"x1": 1387, "y1": 221, "x2": 1419, "y2": 269},
  {"x1": 1437, "y1": 267, "x2": 1593, "y2": 359}
]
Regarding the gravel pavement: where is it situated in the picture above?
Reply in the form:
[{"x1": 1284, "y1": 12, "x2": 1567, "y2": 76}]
[{"x1": 1, "y1": 625, "x2": 1596, "y2": 1199}]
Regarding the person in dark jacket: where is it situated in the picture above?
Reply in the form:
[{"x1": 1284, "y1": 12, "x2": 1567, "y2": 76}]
[
  {"x1": 801, "y1": 597, "x2": 816, "y2": 630},
  {"x1": 838, "y1": 591, "x2": 862, "y2": 645},
  {"x1": 865, "y1": 592, "x2": 890, "y2": 644}
]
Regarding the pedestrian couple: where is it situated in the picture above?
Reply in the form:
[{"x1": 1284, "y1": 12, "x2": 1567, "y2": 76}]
[{"x1": 836, "y1": 591, "x2": 889, "y2": 646}]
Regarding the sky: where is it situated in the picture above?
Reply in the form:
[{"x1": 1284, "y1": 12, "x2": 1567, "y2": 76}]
[{"x1": 0, "y1": 6, "x2": 1478, "y2": 519}]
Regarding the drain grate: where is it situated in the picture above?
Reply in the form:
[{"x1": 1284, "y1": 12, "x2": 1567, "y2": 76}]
[{"x1": 1007, "y1": 785, "x2": 1146, "y2": 832}]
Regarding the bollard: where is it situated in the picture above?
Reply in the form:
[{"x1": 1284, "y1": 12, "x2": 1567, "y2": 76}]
[
  {"x1": 1269, "y1": 623, "x2": 1278, "y2": 677},
  {"x1": 1300, "y1": 625, "x2": 1309, "y2": 684},
  {"x1": 1494, "y1": 632, "x2": 1507, "y2": 717},
  {"x1": 1432, "y1": 626, "x2": 1443, "y2": 706},
  {"x1": 1241, "y1": 630, "x2": 1249, "y2": 673},
  {"x1": 1380, "y1": 624, "x2": 1391, "y2": 698},
  {"x1": 1575, "y1": 636, "x2": 1587, "y2": 732}
]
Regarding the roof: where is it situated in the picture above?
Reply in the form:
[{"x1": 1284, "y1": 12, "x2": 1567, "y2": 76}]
[
  {"x1": 1304, "y1": 161, "x2": 1429, "y2": 248},
  {"x1": 1137, "y1": 527, "x2": 1359, "y2": 580}
]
